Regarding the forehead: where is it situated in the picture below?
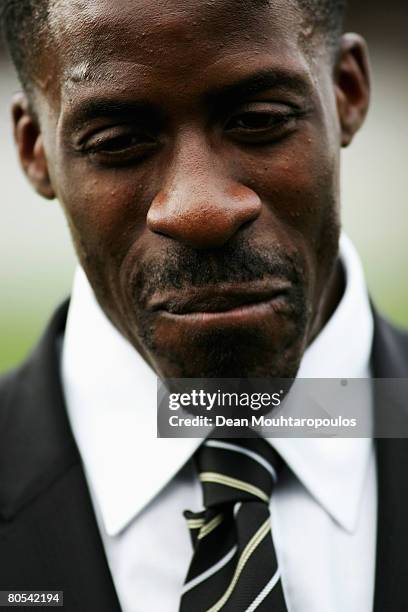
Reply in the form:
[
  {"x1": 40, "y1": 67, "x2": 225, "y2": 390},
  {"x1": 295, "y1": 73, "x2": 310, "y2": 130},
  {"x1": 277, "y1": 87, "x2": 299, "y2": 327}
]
[
  {"x1": 50, "y1": 0, "x2": 304, "y2": 49},
  {"x1": 44, "y1": 0, "x2": 310, "y2": 95}
]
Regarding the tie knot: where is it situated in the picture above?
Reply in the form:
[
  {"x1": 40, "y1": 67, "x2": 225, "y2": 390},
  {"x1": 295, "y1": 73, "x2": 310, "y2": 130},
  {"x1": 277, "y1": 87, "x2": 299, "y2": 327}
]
[{"x1": 195, "y1": 438, "x2": 283, "y2": 508}]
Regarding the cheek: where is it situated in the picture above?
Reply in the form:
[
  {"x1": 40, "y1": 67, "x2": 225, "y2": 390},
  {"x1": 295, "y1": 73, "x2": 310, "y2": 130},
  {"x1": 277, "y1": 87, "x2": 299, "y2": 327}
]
[
  {"x1": 56, "y1": 164, "x2": 152, "y2": 265},
  {"x1": 246, "y1": 135, "x2": 340, "y2": 239},
  {"x1": 242, "y1": 132, "x2": 341, "y2": 297}
]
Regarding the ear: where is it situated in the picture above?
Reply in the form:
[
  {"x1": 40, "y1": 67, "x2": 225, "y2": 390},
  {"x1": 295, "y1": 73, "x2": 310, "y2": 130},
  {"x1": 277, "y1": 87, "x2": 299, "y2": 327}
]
[
  {"x1": 335, "y1": 33, "x2": 371, "y2": 148},
  {"x1": 11, "y1": 93, "x2": 55, "y2": 200}
]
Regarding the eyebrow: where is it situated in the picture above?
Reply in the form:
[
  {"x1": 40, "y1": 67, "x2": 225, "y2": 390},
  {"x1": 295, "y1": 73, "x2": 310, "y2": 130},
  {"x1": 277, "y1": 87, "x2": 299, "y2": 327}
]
[
  {"x1": 205, "y1": 68, "x2": 312, "y2": 105},
  {"x1": 66, "y1": 99, "x2": 159, "y2": 132},
  {"x1": 65, "y1": 67, "x2": 311, "y2": 130}
]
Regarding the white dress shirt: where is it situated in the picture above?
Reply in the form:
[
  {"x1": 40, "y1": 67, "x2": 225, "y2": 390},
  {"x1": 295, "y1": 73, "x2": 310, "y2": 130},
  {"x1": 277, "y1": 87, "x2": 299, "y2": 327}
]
[{"x1": 61, "y1": 233, "x2": 376, "y2": 612}]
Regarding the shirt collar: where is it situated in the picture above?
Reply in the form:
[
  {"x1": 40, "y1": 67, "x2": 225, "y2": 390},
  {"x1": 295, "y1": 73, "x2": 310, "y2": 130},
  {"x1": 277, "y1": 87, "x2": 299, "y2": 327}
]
[
  {"x1": 61, "y1": 268, "x2": 201, "y2": 536},
  {"x1": 61, "y1": 232, "x2": 374, "y2": 536},
  {"x1": 274, "y1": 233, "x2": 374, "y2": 533}
]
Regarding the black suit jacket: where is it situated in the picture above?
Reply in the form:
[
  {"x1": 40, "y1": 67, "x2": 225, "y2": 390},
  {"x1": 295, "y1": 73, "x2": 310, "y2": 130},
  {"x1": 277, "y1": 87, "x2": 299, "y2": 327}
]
[{"x1": 1, "y1": 301, "x2": 408, "y2": 611}]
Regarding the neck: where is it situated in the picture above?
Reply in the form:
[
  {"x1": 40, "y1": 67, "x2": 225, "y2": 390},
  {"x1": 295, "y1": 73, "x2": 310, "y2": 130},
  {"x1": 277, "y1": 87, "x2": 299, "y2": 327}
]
[{"x1": 307, "y1": 258, "x2": 345, "y2": 347}]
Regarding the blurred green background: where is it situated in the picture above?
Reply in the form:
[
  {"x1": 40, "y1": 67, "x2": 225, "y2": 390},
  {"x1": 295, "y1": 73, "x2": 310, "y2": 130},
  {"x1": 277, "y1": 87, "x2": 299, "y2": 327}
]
[{"x1": 1, "y1": 2, "x2": 407, "y2": 372}]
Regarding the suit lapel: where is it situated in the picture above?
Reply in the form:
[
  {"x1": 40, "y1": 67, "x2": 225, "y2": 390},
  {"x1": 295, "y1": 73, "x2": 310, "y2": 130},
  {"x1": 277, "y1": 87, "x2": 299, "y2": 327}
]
[
  {"x1": 372, "y1": 311, "x2": 408, "y2": 611},
  {"x1": 0, "y1": 302, "x2": 122, "y2": 611},
  {"x1": 1, "y1": 464, "x2": 122, "y2": 611}
]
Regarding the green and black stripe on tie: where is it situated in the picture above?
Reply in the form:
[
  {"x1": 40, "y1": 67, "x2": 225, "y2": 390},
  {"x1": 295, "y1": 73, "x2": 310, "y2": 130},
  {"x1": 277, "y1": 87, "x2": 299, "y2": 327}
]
[{"x1": 180, "y1": 437, "x2": 288, "y2": 612}]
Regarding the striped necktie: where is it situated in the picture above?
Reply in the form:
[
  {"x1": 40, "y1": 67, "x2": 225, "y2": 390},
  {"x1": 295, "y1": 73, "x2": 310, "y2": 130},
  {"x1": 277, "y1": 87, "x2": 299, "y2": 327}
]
[{"x1": 180, "y1": 437, "x2": 288, "y2": 612}]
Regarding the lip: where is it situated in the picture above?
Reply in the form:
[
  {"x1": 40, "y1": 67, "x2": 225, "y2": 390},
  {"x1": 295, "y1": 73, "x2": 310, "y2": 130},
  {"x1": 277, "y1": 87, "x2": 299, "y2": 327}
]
[{"x1": 148, "y1": 281, "x2": 292, "y2": 320}]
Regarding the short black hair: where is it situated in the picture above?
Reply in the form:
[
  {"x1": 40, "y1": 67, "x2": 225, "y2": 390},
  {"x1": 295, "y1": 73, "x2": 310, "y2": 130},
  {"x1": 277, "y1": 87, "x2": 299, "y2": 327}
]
[{"x1": 1, "y1": 0, "x2": 348, "y2": 93}]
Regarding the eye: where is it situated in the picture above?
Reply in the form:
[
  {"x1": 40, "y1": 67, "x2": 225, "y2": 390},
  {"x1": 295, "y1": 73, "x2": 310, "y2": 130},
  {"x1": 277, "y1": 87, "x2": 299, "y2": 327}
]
[
  {"x1": 95, "y1": 133, "x2": 145, "y2": 152},
  {"x1": 83, "y1": 128, "x2": 158, "y2": 165},
  {"x1": 227, "y1": 111, "x2": 288, "y2": 130},
  {"x1": 224, "y1": 103, "x2": 300, "y2": 144}
]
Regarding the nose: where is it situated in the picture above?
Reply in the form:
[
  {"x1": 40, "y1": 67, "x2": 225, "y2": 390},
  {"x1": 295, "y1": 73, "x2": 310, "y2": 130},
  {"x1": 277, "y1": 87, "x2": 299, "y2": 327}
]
[{"x1": 146, "y1": 137, "x2": 261, "y2": 249}]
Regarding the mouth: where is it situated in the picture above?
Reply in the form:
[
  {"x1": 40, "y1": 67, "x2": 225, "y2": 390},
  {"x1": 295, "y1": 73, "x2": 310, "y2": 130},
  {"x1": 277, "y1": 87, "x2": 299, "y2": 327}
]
[{"x1": 147, "y1": 281, "x2": 292, "y2": 325}]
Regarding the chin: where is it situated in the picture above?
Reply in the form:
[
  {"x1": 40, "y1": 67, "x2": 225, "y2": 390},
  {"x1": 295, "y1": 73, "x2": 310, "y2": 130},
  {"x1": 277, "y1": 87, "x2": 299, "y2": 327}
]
[{"x1": 145, "y1": 326, "x2": 306, "y2": 379}]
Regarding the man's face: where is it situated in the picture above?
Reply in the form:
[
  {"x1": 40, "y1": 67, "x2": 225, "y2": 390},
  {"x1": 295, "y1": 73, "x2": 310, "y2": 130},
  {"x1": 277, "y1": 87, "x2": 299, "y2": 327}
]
[{"x1": 21, "y1": 0, "x2": 367, "y2": 377}]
